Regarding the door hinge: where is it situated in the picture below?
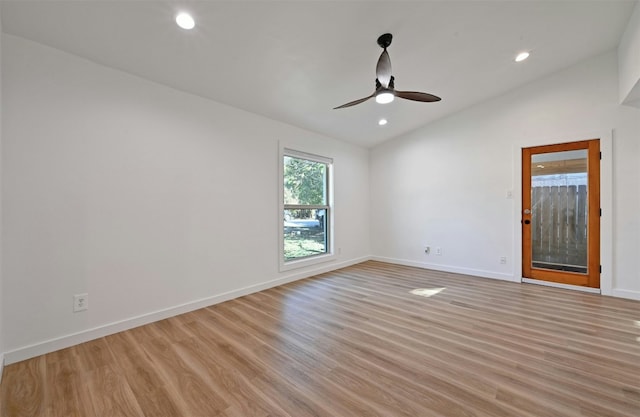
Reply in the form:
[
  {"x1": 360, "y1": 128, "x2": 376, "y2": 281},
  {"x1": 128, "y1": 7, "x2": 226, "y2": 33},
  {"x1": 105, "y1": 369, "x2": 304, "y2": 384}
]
[
  {"x1": 599, "y1": 151, "x2": 602, "y2": 160},
  {"x1": 599, "y1": 265, "x2": 602, "y2": 273},
  {"x1": 600, "y1": 208, "x2": 602, "y2": 217}
]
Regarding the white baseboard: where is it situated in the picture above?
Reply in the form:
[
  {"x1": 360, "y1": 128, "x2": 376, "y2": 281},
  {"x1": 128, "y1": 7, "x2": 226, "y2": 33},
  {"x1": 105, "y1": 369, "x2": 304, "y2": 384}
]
[
  {"x1": 370, "y1": 256, "x2": 517, "y2": 282},
  {"x1": 611, "y1": 288, "x2": 640, "y2": 301},
  {"x1": 4, "y1": 255, "x2": 370, "y2": 365}
]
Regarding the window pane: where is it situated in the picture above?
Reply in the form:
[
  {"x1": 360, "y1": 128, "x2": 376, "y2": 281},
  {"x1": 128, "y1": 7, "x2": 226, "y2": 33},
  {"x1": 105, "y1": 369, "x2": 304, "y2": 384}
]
[
  {"x1": 530, "y1": 150, "x2": 588, "y2": 273},
  {"x1": 284, "y1": 156, "x2": 327, "y2": 205},
  {"x1": 284, "y1": 208, "x2": 327, "y2": 261}
]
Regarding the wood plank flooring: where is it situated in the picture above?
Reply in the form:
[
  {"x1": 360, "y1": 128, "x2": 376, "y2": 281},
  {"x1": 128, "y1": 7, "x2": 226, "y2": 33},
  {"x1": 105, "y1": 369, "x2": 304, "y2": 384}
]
[{"x1": 2, "y1": 260, "x2": 640, "y2": 416}]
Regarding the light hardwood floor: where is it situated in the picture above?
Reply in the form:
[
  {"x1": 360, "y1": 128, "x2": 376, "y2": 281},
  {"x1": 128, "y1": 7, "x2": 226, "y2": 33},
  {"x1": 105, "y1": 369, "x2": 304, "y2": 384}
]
[{"x1": 2, "y1": 261, "x2": 640, "y2": 416}]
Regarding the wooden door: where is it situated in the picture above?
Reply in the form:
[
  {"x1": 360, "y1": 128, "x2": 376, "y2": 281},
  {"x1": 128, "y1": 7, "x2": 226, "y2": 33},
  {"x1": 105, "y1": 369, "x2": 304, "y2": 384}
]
[{"x1": 522, "y1": 139, "x2": 600, "y2": 288}]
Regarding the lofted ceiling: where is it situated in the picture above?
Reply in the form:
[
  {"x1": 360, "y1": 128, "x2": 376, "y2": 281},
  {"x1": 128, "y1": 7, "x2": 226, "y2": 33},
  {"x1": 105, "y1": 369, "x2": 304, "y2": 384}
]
[{"x1": 0, "y1": 0, "x2": 636, "y2": 148}]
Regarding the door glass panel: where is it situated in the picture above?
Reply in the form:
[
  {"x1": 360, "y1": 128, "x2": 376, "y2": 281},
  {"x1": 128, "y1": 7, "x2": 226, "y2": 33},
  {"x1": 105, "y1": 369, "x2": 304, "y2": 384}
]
[{"x1": 530, "y1": 150, "x2": 588, "y2": 273}]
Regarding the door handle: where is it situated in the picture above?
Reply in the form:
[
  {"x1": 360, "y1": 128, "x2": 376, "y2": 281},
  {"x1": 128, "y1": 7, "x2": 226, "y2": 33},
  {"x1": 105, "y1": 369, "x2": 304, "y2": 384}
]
[{"x1": 524, "y1": 219, "x2": 531, "y2": 224}]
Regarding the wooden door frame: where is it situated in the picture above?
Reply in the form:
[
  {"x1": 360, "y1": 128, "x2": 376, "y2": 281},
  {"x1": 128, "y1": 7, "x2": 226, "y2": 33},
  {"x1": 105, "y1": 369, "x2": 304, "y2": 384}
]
[
  {"x1": 522, "y1": 139, "x2": 600, "y2": 288},
  {"x1": 511, "y1": 131, "x2": 613, "y2": 295}
]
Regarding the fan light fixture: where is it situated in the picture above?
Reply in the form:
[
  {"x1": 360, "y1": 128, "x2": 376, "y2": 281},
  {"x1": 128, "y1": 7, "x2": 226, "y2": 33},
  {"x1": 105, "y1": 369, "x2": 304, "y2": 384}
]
[
  {"x1": 378, "y1": 118, "x2": 388, "y2": 126},
  {"x1": 176, "y1": 12, "x2": 195, "y2": 30},
  {"x1": 334, "y1": 33, "x2": 441, "y2": 109},
  {"x1": 515, "y1": 52, "x2": 530, "y2": 62},
  {"x1": 375, "y1": 91, "x2": 394, "y2": 104}
]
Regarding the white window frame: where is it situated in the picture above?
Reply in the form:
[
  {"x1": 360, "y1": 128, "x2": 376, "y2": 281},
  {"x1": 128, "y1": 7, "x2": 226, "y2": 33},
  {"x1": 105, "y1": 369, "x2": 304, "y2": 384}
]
[{"x1": 279, "y1": 147, "x2": 334, "y2": 271}]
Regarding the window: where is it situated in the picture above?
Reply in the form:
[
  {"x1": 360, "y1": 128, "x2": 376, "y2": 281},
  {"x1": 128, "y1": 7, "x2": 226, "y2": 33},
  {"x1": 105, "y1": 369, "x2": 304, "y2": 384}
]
[{"x1": 281, "y1": 149, "x2": 332, "y2": 266}]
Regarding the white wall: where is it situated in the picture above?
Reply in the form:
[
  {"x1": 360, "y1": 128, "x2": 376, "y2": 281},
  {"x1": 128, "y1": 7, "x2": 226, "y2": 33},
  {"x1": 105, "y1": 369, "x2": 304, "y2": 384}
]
[
  {"x1": 1, "y1": 34, "x2": 370, "y2": 362},
  {"x1": 0, "y1": 5, "x2": 4, "y2": 379},
  {"x1": 619, "y1": 0, "x2": 640, "y2": 106},
  {"x1": 371, "y1": 50, "x2": 640, "y2": 299}
]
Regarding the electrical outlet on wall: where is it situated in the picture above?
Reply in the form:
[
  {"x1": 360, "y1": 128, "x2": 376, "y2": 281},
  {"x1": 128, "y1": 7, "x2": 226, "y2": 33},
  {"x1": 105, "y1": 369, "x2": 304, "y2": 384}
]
[
  {"x1": 500, "y1": 256, "x2": 507, "y2": 264},
  {"x1": 424, "y1": 246, "x2": 430, "y2": 254},
  {"x1": 73, "y1": 293, "x2": 88, "y2": 312},
  {"x1": 435, "y1": 247, "x2": 442, "y2": 256}
]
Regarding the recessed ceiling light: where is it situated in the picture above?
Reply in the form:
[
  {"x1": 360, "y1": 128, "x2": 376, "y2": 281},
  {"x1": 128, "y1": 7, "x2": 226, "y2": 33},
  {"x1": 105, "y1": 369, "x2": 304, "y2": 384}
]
[
  {"x1": 378, "y1": 118, "x2": 388, "y2": 126},
  {"x1": 515, "y1": 52, "x2": 530, "y2": 62},
  {"x1": 176, "y1": 12, "x2": 195, "y2": 30}
]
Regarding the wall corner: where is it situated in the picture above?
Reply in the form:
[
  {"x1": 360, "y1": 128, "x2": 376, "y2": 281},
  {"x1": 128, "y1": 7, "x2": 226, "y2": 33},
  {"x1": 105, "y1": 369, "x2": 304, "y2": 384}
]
[{"x1": 618, "y1": 1, "x2": 640, "y2": 105}]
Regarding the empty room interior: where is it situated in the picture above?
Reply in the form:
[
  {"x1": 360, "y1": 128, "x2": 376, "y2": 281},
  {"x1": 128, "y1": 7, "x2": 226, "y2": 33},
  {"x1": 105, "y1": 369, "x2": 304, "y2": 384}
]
[{"x1": 1, "y1": 1, "x2": 640, "y2": 416}]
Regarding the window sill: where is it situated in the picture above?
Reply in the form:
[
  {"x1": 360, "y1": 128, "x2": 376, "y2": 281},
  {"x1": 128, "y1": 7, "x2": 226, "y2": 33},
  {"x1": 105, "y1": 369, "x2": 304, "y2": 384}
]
[{"x1": 279, "y1": 252, "x2": 336, "y2": 272}]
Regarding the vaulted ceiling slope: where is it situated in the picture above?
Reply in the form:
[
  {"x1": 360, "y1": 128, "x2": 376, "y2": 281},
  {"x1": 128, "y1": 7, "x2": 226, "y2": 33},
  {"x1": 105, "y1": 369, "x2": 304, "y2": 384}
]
[{"x1": 1, "y1": 1, "x2": 636, "y2": 147}]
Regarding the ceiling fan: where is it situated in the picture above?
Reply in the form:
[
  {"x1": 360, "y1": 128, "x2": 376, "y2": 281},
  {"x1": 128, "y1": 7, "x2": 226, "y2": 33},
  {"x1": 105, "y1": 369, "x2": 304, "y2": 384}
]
[{"x1": 334, "y1": 33, "x2": 441, "y2": 109}]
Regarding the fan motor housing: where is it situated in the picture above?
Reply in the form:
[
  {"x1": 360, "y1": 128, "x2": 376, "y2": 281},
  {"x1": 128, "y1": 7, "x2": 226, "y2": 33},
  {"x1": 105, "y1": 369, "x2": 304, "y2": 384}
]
[{"x1": 377, "y1": 33, "x2": 393, "y2": 48}]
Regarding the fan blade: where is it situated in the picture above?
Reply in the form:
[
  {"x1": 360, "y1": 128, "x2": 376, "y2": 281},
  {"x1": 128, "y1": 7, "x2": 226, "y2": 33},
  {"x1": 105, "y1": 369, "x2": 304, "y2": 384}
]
[
  {"x1": 395, "y1": 90, "x2": 441, "y2": 102},
  {"x1": 333, "y1": 93, "x2": 375, "y2": 109},
  {"x1": 376, "y1": 49, "x2": 392, "y2": 88}
]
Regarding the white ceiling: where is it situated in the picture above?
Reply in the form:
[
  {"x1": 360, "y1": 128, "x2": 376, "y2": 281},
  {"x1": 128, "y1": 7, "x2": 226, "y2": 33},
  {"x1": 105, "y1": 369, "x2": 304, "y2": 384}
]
[{"x1": 1, "y1": 1, "x2": 636, "y2": 148}]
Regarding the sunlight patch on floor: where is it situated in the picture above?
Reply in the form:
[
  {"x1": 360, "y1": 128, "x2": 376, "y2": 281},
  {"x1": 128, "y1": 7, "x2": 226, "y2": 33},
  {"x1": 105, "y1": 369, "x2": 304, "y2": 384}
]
[{"x1": 410, "y1": 288, "x2": 446, "y2": 298}]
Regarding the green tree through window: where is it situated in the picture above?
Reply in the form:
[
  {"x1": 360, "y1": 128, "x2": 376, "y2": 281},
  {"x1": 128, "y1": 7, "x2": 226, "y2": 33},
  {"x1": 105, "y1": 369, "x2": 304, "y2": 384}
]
[
  {"x1": 284, "y1": 157, "x2": 326, "y2": 205},
  {"x1": 283, "y1": 152, "x2": 331, "y2": 262}
]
